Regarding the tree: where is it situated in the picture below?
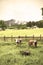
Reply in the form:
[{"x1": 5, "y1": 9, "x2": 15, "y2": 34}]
[
  {"x1": 26, "y1": 21, "x2": 32, "y2": 27},
  {"x1": 32, "y1": 21, "x2": 35, "y2": 26},
  {"x1": 35, "y1": 20, "x2": 43, "y2": 28},
  {"x1": 0, "y1": 20, "x2": 7, "y2": 30}
]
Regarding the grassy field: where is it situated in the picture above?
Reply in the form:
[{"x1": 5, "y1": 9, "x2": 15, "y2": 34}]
[
  {"x1": 0, "y1": 28, "x2": 43, "y2": 37},
  {"x1": 0, "y1": 40, "x2": 43, "y2": 65},
  {"x1": 0, "y1": 28, "x2": 43, "y2": 65}
]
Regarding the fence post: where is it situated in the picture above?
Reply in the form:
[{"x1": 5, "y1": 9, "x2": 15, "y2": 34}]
[
  {"x1": 4, "y1": 36, "x2": 6, "y2": 41},
  {"x1": 33, "y1": 35, "x2": 34, "y2": 40},
  {"x1": 40, "y1": 34, "x2": 41, "y2": 40}
]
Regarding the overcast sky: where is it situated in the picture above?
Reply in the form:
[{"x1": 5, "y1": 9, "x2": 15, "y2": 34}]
[{"x1": 0, "y1": 0, "x2": 43, "y2": 21}]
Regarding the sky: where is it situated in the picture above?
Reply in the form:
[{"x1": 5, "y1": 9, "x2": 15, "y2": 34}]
[{"x1": 0, "y1": 0, "x2": 43, "y2": 21}]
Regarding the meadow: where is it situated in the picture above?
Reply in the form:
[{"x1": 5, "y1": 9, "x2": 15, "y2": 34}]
[
  {"x1": 0, "y1": 40, "x2": 43, "y2": 65},
  {"x1": 0, "y1": 28, "x2": 43, "y2": 65}
]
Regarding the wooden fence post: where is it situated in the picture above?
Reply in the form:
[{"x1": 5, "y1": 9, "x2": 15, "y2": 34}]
[
  {"x1": 4, "y1": 36, "x2": 6, "y2": 41},
  {"x1": 40, "y1": 34, "x2": 41, "y2": 40},
  {"x1": 33, "y1": 35, "x2": 34, "y2": 40}
]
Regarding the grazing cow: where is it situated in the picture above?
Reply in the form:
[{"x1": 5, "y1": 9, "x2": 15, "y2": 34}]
[
  {"x1": 20, "y1": 51, "x2": 31, "y2": 56},
  {"x1": 29, "y1": 40, "x2": 34, "y2": 46},
  {"x1": 16, "y1": 38, "x2": 22, "y2": 45},
  {"x1": 28, "y1": 40, "x2": 37, "y2": 47},
  {"x1": 16, "y1": 38, "x2": 19, "y2": 44}
]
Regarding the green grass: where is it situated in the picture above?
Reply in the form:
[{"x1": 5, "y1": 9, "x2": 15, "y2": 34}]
[
  {"x1": 0, "y1": 40, "x2": 43, "y2": 65},
  {"x1": 0, "y1": 28, "x2": 43, "y2": 65},
  {"x1": 0, "y1": 28, "x2": 43, "y2": 37}
]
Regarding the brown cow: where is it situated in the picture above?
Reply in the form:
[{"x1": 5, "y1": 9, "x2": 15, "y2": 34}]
[
  {"x1": 29, "y1": 40, "x2": 34, "y2": 46},
  {"x1": 28, "y1": 40, "x2": 37, "y2": 47}
]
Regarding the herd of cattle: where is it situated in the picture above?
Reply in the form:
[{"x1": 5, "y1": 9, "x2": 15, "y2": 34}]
[
  {"x1": 15, "y1": 37, "x2": 37, "y2": 55},
  {"x1": 15, "y1": 37, "x2": 37, "y2": 47}
]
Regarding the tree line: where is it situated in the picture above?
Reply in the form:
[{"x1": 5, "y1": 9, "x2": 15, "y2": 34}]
[
  {"x1": 26, "y1": 20, "x2": 43, "y2": 28},
  {"x1": 0, "y1": 20, "x2": 43, "y2": 30}
]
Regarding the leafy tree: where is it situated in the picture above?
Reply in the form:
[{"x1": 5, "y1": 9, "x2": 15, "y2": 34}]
[
  {"x1": 32, "y1": 21, "x2": 35, "y2": 26},
  {"x1": 0, "y1": 20, "x2": 7, "y2": 30},
  {"x1": 26, "y1": 21, "x2": 32, "y2": 27},
  {"x1": 35, "y1": 20, "x2": 43, "y2": 28}
]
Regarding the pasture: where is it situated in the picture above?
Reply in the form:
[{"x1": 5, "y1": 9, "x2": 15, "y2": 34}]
[
  {"x1": 0, "y1": 28, "x2": 43, "y2": 37},
  {"x1": 0, "y1": 40, "x2": 43, "y2": 65},
  {"x1": 0, "y1": 28, "x2": 43, "y2": 65}
]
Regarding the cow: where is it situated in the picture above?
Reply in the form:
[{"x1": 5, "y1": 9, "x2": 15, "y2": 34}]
[
  {"x1": 28, "y1": 40, "x2": 37, "y2": 47},
  {"x1": 16, "y1": 38, "x2": 19, "y2": 44},
  {"x1": 29, "y1": 40, "x2": 34, "y2": 46},
  {"x1": 20, "y1": 50, "x2": 31, "y2": 56},
  {"x1": 16, "y1": 38, "x2": 22, "y2": 45}
]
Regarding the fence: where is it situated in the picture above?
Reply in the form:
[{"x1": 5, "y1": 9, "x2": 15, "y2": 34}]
[{"x1": 0, "y1": 35, "x2": 43, "y2": 42}]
